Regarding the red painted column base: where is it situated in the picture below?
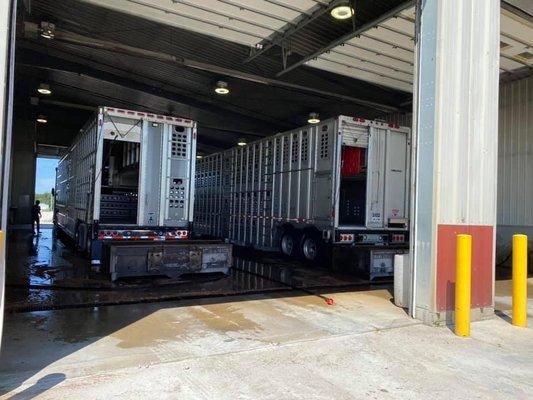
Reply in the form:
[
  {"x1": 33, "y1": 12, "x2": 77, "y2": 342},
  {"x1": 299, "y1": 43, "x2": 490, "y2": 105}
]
[{"x1": 436, "y1": 224, "x2": 494, "y2": 312}]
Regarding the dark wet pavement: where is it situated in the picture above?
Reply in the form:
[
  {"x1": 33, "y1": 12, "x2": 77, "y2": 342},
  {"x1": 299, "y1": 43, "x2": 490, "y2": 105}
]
[{"x1": 5, "y1": 228, "x2": 371, "y2": 312}]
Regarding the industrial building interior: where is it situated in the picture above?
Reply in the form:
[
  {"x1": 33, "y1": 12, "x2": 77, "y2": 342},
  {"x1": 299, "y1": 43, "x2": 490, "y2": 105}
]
[{"x1": 0, "y1": 0, "x2": 532, "y2": 398}]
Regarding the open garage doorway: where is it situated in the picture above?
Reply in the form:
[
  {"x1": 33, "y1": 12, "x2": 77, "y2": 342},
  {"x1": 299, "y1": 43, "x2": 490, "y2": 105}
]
[
  {"x1": 34, "y1": 156, "x2": 58, "y2": 228},
  {"x1": 0, "y1": 0, "x2": 531, "y2": 398}
]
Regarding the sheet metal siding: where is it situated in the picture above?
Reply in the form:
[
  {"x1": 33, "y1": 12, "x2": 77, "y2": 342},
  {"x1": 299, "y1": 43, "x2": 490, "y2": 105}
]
[
  {"x1": 498, "y1": 75, "x2": 533, "y2": 227},
  {"x1": 435, "y1": 0, "x2": 500, "y2": 226}
]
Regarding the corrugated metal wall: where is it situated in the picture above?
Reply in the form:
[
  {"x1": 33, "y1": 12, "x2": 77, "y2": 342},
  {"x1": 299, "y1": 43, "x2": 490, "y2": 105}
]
[{"x1": 498, "y1": 75, "x2": 533, "y2": 227}]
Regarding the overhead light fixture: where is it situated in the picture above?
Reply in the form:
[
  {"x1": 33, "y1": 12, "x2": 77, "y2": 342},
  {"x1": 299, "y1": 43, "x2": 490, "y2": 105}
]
[
  {"x1": 37, "y1": 83, "x2": 52, "y2": 95},
  {"x1": 237, "y1": 139, "x2": 247, "y2": 146},
  {"x1": 215, "y1": 81, "x2": 230, "y2": 95},
  {"x1": 308, "y1": 112, "x2": 320, "y2": 124},
  {"x1": 330, "y1": 2, "x2": 354, "y2": 20},
  {"x1": 36, "y1": 115, "x2": 48, "y2": 124},
  {"x1": 40, "y1": 21, "x2": 56, "y2": 39},
  {"x1": 196, "y1": 155, "x2": 203, "y2": 159}
]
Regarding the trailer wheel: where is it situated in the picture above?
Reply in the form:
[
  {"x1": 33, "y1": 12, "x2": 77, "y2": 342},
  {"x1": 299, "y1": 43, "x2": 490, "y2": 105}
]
[
  {"x1": 280, "y1": 230, "x2": 298, "y2": 258},
  {"x1": 301, "y1": 234, "x2": 322, "y2": 262},
  {"x1": 76, "y1": 223, "x2": 88, "y2": 253}
]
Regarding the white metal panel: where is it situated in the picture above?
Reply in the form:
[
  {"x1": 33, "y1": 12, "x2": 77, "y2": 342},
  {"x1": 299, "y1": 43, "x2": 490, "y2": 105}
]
[
  {"x1": 435, "y1": 0, "x2": 500, "y2": 226},
  {"x1": 331, "y1": 46, "x2": 413, "y2": 74},
  {"x1": 306, "y1": 57, "x2": 413, "y2": 92},
  {"x1": 363, "y1": 27, "x2": 415, "y2": 52},
  {"x1": 79, "y1": 0, "x2": 311, "y2": 46},
  {"x1": 365, "y1": 127, "x2": 386, "y2": 228},
  {"x1": 346, "y1": 33, "x2": 414, "y2": 63},
  {"x1": 497, "y1": 75, "x2": 533, "y2": 227},
  {"x1": 380, "y1": 15, "x2": 415, "y2": 37},
  {"x1": 320, "y1": 51, "x2": 413, "y2": 81}
]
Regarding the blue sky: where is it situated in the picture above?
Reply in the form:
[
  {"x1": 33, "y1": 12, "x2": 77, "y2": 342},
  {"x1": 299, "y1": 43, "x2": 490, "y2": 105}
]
[{"x1": 35, "y1": 158, "x2": 59, "y2": 194}]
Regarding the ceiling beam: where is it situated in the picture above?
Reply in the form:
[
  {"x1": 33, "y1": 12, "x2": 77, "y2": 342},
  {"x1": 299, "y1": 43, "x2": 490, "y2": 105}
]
[
  {"x1": 16, "y1": 44, "x2": 292, "y2": 132},
  {"x1": 276, "y1": 0, "x2": 415, "y2": 77},
  {"x1": 20, "y1": 22, "x2": 400, "y2": 113},
  {"x1": 244, "y1": 0, "x2": 339, "y2": 63}
]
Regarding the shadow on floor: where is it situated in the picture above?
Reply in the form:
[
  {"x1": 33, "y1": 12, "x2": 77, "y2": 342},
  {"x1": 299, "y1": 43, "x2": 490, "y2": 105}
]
[
  {"x1": 5, "y1": 373, "x2": 65, "y2": 400},
  {"x1": 1, "y1": 228, "x2": 392, "y2": 396},
  {"x1": 494, "y1": 309, "x2": 512, "y2": 324}
]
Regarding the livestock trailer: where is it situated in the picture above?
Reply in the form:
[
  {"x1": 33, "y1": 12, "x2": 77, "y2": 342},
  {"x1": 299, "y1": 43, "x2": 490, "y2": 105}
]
[
  {"x1": 55, "y1": 107, "x2": 231, "y2": 280},
  {"x1": 194, "y1": 116, "x2": 410, "y2": 280}
]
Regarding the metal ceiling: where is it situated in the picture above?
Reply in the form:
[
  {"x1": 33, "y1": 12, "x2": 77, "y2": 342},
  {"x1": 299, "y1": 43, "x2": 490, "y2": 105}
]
[
  {"x1": 290, "y1": 4, "x2": 533, "y2": 92},
  {"x1": 18, "y1": 0, "x2": 530, "y2": 153},
  {"x1": 16, "y1": 0, "x2": 413, "y2": 152},
  {"x1": 74, "y1": 0, "x2": 532, "y2": 93}
]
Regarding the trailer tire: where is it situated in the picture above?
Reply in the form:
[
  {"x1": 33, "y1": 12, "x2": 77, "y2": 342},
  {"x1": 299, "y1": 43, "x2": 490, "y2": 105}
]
[
  {"x1": 301, "y1": 233, "x2": 324, "y2": 263},
  {"x1": 76, "y1": 223, "x2": 88, "y2": 253},
  {"x1": 280, "y1": 230, "x2": 299, "y2": 259}
]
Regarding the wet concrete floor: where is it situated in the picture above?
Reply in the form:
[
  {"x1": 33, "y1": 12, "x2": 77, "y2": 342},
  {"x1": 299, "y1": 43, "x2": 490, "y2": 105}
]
[
  {"x1": 5, "y1": 228, "x2": 372, "y2": 312},
  {"x1": 1, "y1": 285, "x2": 532, "y2": 399}
]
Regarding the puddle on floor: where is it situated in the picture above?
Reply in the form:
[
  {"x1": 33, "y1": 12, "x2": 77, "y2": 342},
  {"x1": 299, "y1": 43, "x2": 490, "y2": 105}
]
[{"x1": 5, "y1": 228, "x2": 371, "y2": 312}]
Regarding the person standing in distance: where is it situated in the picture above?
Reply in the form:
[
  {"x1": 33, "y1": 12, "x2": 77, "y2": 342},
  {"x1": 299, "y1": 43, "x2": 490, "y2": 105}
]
[{"x1": 32, "y1": 200, "x2": 42, "y2": 235}]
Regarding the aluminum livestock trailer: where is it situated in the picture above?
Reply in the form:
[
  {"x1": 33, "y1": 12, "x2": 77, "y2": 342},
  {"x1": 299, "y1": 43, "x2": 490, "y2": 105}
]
[
  {"x1": 194, "y1": 116, "x2": 410, "y2": 280},
  {"x1": 55, "y1": 107, "x2": 231, "y2": 280}
]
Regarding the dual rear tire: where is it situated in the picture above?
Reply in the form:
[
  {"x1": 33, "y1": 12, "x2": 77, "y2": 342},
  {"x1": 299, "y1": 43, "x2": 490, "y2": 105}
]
[{"x1": 280, "y1": 229, "x2": 326, "y2": 263}]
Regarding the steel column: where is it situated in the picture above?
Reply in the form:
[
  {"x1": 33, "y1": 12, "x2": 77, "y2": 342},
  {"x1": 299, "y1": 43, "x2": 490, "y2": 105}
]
[{"x1": 410, "y1": 0, "x2": 500, "y2": 325}]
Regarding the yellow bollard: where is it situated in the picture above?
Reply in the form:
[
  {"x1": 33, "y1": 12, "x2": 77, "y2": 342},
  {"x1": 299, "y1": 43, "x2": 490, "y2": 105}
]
[
  {"x1": 455, "y1": 234, "x2": 472, "y2": 337},
  {"x1": 512, "y1": 234, "x2": 528, "y2": 327}
]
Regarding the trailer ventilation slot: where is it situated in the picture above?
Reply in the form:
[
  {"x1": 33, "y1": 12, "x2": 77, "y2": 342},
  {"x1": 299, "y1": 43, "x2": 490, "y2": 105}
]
[
  {"x1": 171, "y1": 133, "x2": 188, "y2": 158},
  {"x1": 302, "y1": 132, "x2": 309, "y2": 162},
  {"x1": 320, "y1": 132, "x2": 329, "y2": 159},
  {"x1": 291, "y1": 134, "x2": 299, "y2": 163}
]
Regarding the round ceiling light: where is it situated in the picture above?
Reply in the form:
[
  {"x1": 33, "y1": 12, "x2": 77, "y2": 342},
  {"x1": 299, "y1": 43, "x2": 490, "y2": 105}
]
[
  {"x1": 40, "y1": 22, "x2": 56, "y2": 39},
  {"x1": 331, "y1": 4, "x2": 354, "y2": 20},
  {"x1": 36, "y1": 115, "x2": 48, "y2": 124},
  {"x1": 215, "y1": 80, "x2": 230, "y2": 95},
  {"x1": 37, "y1": 83, "x2": 52, "y2": 95},
  {"x1": 308, "y1": 112, "x2": 320, "y2": 124},
  {"x1": 196, "y1": 155, "x2": 203, "y2": 159},
  {"x1": 237, "y1": 139, "x2": 247, "y2": 146}
]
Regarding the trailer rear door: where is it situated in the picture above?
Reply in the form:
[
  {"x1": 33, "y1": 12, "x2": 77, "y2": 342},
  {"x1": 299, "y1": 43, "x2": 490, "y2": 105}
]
[
  {"x1": 366, "y1": 126, "x2": 410, "y2": 229},
  {"x1": 138, "y1": 120, "x2": 195, "y2": 227}
]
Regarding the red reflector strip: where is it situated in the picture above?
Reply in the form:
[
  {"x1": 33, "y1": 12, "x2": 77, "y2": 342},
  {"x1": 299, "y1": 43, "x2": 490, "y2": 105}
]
[
  {"x1": 340, "y1": 234, "x2": 354, "y2": 242},
  {"x1": 392, "y1": 234, "x2": 405, "y2": 243}
]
